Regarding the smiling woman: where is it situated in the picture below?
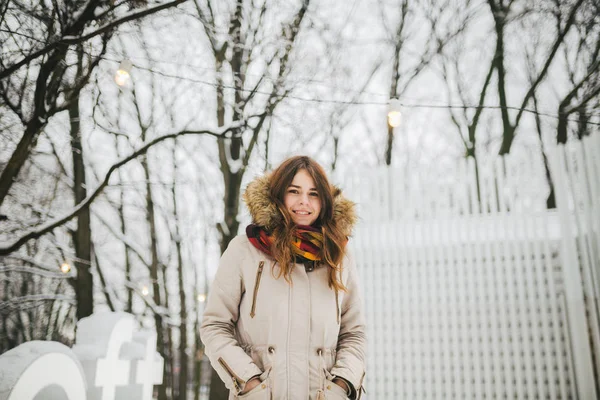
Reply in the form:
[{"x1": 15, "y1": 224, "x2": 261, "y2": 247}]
[{"x1": 200, "y1": 156, "x2": 367, "y2": 400}]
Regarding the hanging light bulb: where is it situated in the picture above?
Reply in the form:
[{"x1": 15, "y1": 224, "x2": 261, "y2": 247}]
[
  {"x1": 197, "y1": 293, "x2": 206, "y2": 303},
  {"x1": 114, "y1": 60, "x2": 133, "y2": 86},
  {"x1": 141, "y1": 285, "x2": 149, "y2": 296},
  {"x1": 387, "y1": 98, "x2": 402, "y2": 128},
  {"x1": 60, "y1": 262, "x2": 71, "y2": 273}
]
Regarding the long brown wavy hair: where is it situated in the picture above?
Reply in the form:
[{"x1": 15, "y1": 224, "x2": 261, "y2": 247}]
[{"x1": 268, "y1": 156, "x2": 348, "y2": 292}]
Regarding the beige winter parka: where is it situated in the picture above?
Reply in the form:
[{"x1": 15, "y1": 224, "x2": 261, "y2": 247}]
[{"x1": 200, "y1": 175, "x2": 366, "y2": 400}]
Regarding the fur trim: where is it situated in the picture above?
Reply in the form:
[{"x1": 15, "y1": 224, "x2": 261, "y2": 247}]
[{"x1": 243, "y1": 173, "x2": 357, "y2": 237}]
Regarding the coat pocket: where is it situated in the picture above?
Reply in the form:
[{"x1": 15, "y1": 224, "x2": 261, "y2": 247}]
[
  {"x1": 237, "y1": 367, "x2": 272, "y2": 399},
  {"x1": 237, "y1": 380, "x2": 271, "y2": 399},
  {"x1": 323, "y1": 378, "x2": 349, "y2": 400},
  {"x1": 218, "y1": 357, "x2": 246, "y2": 393},
  {"x1": 250, "y1": 261, "x2": 265, "y2": 318}
]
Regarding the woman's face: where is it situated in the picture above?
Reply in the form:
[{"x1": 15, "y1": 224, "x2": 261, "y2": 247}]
[{"x1": 283, "y1": 169, "x2": 322, "y2": 226}]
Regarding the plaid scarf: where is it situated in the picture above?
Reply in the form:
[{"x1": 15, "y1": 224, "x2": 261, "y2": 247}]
[{"x1": 246, "y1": 224, "x2": 323, "y2": 262}]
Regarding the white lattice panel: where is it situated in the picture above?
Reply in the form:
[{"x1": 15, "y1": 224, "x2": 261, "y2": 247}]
[{"x1": 350, "y1": 215, "x2": 575, "y2": 399}]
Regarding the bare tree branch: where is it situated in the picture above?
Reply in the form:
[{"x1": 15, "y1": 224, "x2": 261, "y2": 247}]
[
  {"x1": 0, "y1": 0, "x2": 188, "y2": 80},
  {"x1": 0, "y1": 125, "x2": 238, "y2": 255}
]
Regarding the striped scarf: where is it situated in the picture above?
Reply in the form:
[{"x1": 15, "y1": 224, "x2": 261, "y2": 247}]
[{"x1": 246, "y1": 224, "x2": 323, "y2": 262}]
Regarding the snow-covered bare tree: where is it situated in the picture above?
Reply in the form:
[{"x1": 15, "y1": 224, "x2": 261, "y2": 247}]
[
  {"x1": 0, "y1": 0, "x2": 187, "y2": 206},
  {"x1": 526, "y1": 0, "x2": 600, "y2": 208},
  {"x1": 379, "y1": 0, "x2": 473, "y2": 165},
  {"x1": 437, "y1": 0, "x2": 588, "y2": 158},
  {"x1": 487, "y1": 0, "x2": 587, "y2": 155},
  {"x1": 554, "y1": 0, "x2": 600, "y2": 144}
]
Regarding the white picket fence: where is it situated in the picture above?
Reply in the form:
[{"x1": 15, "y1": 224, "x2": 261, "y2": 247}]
[{"x1": 344, "y1": 134, "x2": 600, "y2": 399}]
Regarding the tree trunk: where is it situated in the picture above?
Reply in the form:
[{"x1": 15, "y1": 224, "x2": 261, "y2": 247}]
[
  {"x1": 118, "y1": 167, "x2": 134, "y2": 312},
  {"x1": 218, "y1": 0, "x2": 244, "y2": 253},
  {"x1": 69, "y1": 87, "x2": 93, "y2": 320},
  {"x1": 194, "y1": 324, "x2": 204, "y2": 400},
  {"x1": 531, "y1": 93, "x2": 556, "y2": 209},
  {"x1": 142, "y1": 154, "x2": 168, "y2": 400},
  {"x1": 0, "y1": 119, "x2": 43, "y2": 207},
  {"x1": 543, "y1": 152, "x2": 556, "y2": 209},
  {"x1": 557, "y1": 107, "x2": 569, "y2": 144},
  {"x1": 385, "y1": 124, "x2": 394, "y2": 166},
  {"x1": 219, "y1": 167, "x2": 243, "y2": 254},
  {"x1": 577, "y1": 107, "x2": 588, "y2": 140},
  {"x1": 94, "y1": 253, "x2": 116, "y2": 311},
  {"x1": 385, "y1": 25, "x2": 402, "y2": 166},
  {"x1": 490, "y1": 5, "x2": 515, "y2": 156},
  {"x1": 173, "y1": 141, "x2": 189, "y2": 400},
  {"x1": 176, "y1": 239, "x2": 188, "y2": 400},
  {"x1": 331, "y1": 136, "x2": 339, "y2": 171},
  {"x1": 194, "y1": 236, "x2": 210, "y2": 400},
  {"x1": 163, "y1": 266, "x2": 175, "y2": 398}
]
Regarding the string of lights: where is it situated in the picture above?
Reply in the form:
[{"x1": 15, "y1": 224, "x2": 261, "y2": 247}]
[
  {"x1": 103, "y1": 53, "x2": 394, "y2": 98},
  {"x1": 108, "y1": 57, "x2": 600, "y2": 127}
]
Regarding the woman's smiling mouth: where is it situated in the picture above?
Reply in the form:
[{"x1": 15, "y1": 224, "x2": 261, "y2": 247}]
[{"x1": 293, "y1": 210, "x2": 312, "y2": 215}]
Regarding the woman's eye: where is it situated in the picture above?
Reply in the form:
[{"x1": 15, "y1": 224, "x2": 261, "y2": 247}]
[
  {"x1": 310, "y1": 192, "x2": 319, "y2": 197},
  {"x1": 288, "y1": 189, "x2": 299, "y2": 194}
]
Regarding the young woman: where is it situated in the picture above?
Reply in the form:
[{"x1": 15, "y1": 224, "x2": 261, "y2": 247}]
[{"x1": 200, "y1": 156, "x2": 366, "y2": 399}]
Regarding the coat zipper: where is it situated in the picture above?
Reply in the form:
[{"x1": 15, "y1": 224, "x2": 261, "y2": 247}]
[
  {"x1": 286, "y1": 274, "x2": 292, "y2": 399},
  {"x1": 358, "y1": 371, "x2": 367, "y2": 399},
  {"x1": 250, "y1": 261, "x2": 265, "y2": 318},
  {"x1": 335, "y1": 289, "x2": 340, "y2": 324},
  {"x1": 218, "y1": 356, "x2": 245, "y2": 393}
]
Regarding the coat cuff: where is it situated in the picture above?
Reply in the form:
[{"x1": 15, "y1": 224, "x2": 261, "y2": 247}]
[
  {"x1": 333, "y1": 375, "x2": 353, "y2": 396},
  {"x1": 330, "y1": 366, "x2": 365, "y2": 400}
]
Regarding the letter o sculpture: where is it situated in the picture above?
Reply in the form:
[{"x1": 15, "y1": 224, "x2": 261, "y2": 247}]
[{"x1": 0, "y1": 341, "x2": 86, "y2": 400}]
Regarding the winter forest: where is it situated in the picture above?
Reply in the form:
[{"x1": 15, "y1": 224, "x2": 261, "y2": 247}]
[{"x1": 1, "y1": 0, "x2": 599, "y2": 399}]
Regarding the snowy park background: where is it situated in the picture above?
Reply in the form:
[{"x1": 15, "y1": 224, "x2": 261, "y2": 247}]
[{"x1": 1, "y1": 0, "x2": 599, "y2": 399}]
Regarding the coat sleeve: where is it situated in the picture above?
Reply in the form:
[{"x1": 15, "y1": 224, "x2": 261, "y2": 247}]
[
  {"x1": 200, "y1": 236, "x2": 262, "y2": 394},
  {"x1": 330, "y1": 251, "x2": 367, "y2": 399}
]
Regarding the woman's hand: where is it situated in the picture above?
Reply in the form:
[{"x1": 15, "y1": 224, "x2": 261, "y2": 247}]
[
  {"x1": 332, "y1": 378, "x2": 349, "y2": 393},
  {"x1": 239, "y1": 377, "x2": 262, "y2": 395}
]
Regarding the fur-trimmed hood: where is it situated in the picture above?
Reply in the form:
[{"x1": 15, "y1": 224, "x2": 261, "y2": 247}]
[{"x1": 242, "y1": 173, "x2": 357, "y2": 237}]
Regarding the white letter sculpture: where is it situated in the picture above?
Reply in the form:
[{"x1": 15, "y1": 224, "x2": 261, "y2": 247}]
[
  {"x1": 73, "y1": 312, "x2": 135, "y2": 400},
  {"x1": 0, "y1": 312, "x2": 163, "y2": 400},
  {"x1": 0, "y1": 341, "x2": 87, "y2": 400},
  {"x1": 118, "y1": 331, "x2": 164, "y2": 399}
]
